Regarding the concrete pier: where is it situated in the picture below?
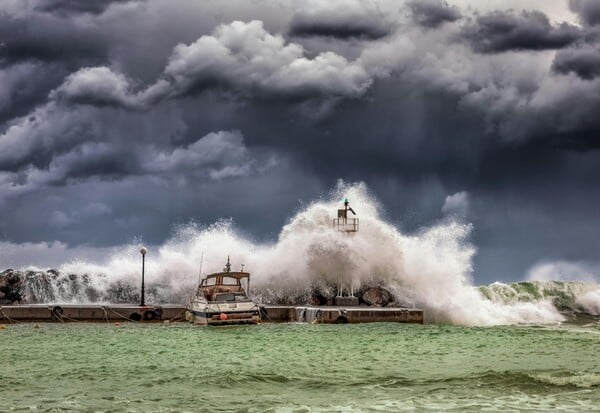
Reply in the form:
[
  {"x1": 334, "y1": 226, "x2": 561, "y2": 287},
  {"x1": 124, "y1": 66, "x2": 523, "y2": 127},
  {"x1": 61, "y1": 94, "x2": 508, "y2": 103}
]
[
  {"x1": 0, "y1": 304, "x2": 186, "y2": 322},
  {"x1": 0, "y1": 304, "x2": 423, "y2": 324},
  {"x1": 261, "y1": 306, "x2": 424, "y2": 324}
]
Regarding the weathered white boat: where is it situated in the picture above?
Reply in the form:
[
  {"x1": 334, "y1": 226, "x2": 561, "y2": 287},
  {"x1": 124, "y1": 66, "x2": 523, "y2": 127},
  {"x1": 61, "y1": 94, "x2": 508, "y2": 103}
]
[{"x1": 186, "y1": 257, "x2": 260, "y2": 326}]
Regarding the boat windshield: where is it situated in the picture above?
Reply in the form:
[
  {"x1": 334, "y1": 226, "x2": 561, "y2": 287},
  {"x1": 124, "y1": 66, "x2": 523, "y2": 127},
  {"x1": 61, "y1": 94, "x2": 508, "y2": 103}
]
[
  {"x1": 221, "y1": 276, "x2": 238, "y2": 285},
  {"x1": 200, "y1": 274, "x2": 245, "y2": 287}
]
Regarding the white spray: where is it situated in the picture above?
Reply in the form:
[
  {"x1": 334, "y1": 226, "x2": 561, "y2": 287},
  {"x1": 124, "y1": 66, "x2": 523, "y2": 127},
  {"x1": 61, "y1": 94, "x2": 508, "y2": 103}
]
[{"x1": 57, "y1": 181, "x2": 567, "y2": 325}]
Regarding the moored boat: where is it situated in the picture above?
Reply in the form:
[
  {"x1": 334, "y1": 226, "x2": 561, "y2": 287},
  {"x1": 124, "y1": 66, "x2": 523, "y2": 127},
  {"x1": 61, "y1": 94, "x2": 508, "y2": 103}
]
[{"x1": 186, "y1": 257, "x2": 260, "y2": 326}]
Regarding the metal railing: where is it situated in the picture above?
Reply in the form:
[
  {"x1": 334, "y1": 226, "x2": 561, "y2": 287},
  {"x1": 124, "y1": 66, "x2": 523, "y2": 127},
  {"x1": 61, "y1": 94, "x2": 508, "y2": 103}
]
[{"x1": 333, "y1": 218, "x2": 359, "y2": 232}]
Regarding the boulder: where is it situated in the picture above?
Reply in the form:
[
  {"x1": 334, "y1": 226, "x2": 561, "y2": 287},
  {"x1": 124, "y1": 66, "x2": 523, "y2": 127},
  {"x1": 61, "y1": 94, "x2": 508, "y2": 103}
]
[
  {"x1": 0, "y1": 269, "x2": 24, "y2": 304},
  {"x1": 360, "y1": 286, "x2": 393, "y2": 307}
]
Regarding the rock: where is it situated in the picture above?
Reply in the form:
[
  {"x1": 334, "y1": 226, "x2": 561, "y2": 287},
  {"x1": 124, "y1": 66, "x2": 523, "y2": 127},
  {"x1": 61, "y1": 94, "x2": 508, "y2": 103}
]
[
  {"x1": 309, "y1": 286, "x2": 331, "y2": 305},
  {"x1": 360, "y1": 286, "x2": 393, "y2": 307},
  {"x1": 106, "y1": 281, "x2": 139, "y2": 303},
  {"x1": 0, "y1": 269, "x2": 24, "y2": 304}
]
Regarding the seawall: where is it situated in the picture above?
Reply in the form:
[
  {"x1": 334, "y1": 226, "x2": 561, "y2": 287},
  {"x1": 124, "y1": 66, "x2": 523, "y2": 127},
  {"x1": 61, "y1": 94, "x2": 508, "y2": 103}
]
[{"x1": 0, "y1": 304, "x2": 424, "y2": 324}]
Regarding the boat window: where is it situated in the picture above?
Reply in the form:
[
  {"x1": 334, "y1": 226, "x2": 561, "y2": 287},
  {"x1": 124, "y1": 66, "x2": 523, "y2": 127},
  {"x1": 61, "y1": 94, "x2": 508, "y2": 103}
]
[
  {"x1": 203, "y1": 278, "x2": 216, "y2": 286},
  {"x1": 221, "y1": 276, "x2": 239, "y2": 285}
]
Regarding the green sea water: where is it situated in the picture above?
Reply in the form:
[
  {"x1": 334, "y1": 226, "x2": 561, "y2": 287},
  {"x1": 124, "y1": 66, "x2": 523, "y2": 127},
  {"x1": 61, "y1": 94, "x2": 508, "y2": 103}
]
[{"x1": 1, "y1": 322, "x2": 600, "y2": 412}]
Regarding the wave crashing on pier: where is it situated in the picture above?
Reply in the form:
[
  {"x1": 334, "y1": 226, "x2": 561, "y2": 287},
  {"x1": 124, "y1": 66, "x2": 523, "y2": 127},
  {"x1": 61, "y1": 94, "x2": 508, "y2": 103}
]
[{"x1": 3, "y1": 182, "x2": 600, "y2": 325}]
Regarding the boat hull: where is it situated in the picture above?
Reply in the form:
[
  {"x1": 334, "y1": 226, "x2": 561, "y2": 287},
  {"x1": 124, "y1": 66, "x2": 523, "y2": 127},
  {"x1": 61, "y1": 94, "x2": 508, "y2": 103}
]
[
  {"x1": 188, "y1": 265, "x2": 260, "y2": 326},
  {"x1": 187, "y1": 301, "x2": 260, "y2": 326}
]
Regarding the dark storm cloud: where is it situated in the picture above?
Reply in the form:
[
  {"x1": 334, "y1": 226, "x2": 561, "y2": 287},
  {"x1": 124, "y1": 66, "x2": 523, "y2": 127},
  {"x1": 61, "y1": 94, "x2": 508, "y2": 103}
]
[
  {"x1": 570, "y1": 0, "x2": 600, "y2": 26},
  {"x1": 289, "y1": 19, "x2": 390, "y2": 40},
  {"x1": 0, "y1": 14, "x2": 107, "y2": 65},
  {"x1": 461, "y1": 10, "x2": 581, "y2": 53},
  {"x1": 459, "y1": 78, "x2": 600, "y2": 150},
  {"x1": 0, "y1": 4, "x2": 103, "y2": 122},
  {"x1": 0, "y1": 123, "x2": 274, "y2": 200},
  {"x1": 0, "y1": 100, "x2": 171, "y2": 173},
  {"x1": 289, "y1": 0, "x2": 392, "y2": 40},
  {"x1": 552, "y1": 45, "x2": 600, "y2": 80},
  {"x1": 0, "y1": 166, "x2": 322, "y2": 247},
  {"x1": 407, "y1": 0, "x2": 461, "y2": 29},
  {"x1": 35, "y1": 0, "x2": 138, "y2": 16},
  {"x1": 34, "y1": 142, "x2": 142, "y2": 186},
  {"x1": 2, "y1": 0, "x2": 600, "y2": 282},
  {"x1": 0, "y1": 104, "x2": 93, "y2": 171},
  {"x1": 0, "y1": 63, "x2": 68, "y2": 123}
]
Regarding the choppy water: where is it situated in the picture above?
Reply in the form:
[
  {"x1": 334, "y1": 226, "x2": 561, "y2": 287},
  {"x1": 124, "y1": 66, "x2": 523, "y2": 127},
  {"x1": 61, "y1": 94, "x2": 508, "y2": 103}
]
[{"x1": 2, "y1": 322, "x2": 600, "y2": 412}]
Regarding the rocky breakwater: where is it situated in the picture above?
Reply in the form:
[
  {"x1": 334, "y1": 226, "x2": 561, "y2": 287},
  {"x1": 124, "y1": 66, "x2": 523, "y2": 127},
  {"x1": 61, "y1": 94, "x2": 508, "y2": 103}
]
[
  {"x1": 0, "y1": 269, "x2": 24, "y2": 304},
  {"x1": 0, "y1": 269, "x2": 147, "y2": 304},
  {"x1": 277, "y1": 283, "x2": 399, "y2": 307},
  {"x1": 1, "y1": 269, "x2": 95, "y2": 304},
  {"x1": 1, "y1": 268, "x2": 402, "y2": 308}
]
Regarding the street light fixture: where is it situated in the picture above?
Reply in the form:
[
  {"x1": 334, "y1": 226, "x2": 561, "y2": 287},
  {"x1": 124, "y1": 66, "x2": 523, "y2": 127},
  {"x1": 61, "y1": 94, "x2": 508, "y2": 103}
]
[{"x1": 140, "y1": 246, "x2": 147, "y2": 306}]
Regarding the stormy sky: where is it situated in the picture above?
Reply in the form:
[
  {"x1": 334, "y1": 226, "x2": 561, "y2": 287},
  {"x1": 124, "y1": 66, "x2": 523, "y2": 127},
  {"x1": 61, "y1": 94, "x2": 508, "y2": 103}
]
[{"x1": 1, "y1": 0, "x2": 600, "y2": 283}]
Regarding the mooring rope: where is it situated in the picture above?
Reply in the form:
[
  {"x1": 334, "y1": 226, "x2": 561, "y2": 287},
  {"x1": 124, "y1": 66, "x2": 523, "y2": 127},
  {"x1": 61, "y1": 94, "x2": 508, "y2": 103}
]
[
  {"x1": 0, "y1": 306, "x2": 17, "y2": 324},
  {"x1": 105, "y1": 306, "x2": 140, "y2": 322},
  {"x1": 0, "y1": 305, "x2": 191, "y2": 324},
  {"x1": 167, "y1": 306, "x2": 188, "y2": 322},
  {"x1": 54, "y1": 311, "x2": 65, "y2": 323},
  {"x1": 102, "y1": 307, "x2": 109, "y2": 323},
  {"x1": 57, "y1": 313, "x2": 80, "y2": 323},
  {"x1": 258, "y1": 305, "x2": 273, "y2": 322}
]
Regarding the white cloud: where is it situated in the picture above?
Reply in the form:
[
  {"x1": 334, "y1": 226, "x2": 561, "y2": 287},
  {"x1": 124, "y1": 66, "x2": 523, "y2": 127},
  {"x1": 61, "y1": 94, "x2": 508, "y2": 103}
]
[
  {"x1": 161, "y1": 20, "x2": 372, "y2": 100},
  {"x1": 441, "y1": 191, "x2": 469, "y2": 217},
  {"x1": 47, "y1": 20, "x2": 374, "y2": 110},
  {"x1": 146, "y1": 130, "x2": 274, "y2": 180},
  {"x1": 50, "y1": 66, "x2": 143, "y2": 109}
]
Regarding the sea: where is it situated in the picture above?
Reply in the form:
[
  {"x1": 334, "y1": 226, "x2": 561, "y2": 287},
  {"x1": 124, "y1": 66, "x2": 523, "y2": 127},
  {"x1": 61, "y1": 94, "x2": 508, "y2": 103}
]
[
  {"x1": 2, "y1": 321, "x2": 600, "y2": 412},
  {"x1": 3, "y1": 183, "x2": 600, "y2": 411}
]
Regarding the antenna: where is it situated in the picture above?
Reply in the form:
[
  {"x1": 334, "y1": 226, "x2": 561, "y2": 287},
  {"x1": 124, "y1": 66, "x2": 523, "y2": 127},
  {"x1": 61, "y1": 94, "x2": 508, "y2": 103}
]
[
  {"x1": 224, "y1": 255, "x2": 231, "y2": 273},
  {"x1": 197, "y1": 252, "x2": 204, "y2": 284}
]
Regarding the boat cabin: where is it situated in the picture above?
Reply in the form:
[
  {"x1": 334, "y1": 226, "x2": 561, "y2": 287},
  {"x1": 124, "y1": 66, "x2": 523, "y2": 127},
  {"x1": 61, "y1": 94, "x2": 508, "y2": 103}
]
[{"x1": 198, "y1": 271, "x2": 251, "y2": 303}]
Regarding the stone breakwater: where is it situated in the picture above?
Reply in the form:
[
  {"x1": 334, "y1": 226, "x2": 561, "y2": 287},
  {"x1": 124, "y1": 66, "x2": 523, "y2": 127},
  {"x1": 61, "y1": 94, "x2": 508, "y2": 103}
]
[
  {"x1": 0, "y1": 269, "x2": 150, "y2": 305},
  {"x1": 2, "y1": 269, "x2": 599, "y2": 317},
  {"x1": 0, "y1": 269, "x2": 397, "y2": 307}
]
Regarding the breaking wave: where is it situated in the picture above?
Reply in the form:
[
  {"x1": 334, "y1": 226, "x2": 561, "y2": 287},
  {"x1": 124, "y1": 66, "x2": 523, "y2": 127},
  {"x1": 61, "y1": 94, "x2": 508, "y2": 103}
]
[
  {"x1": 528, "y1": 372, "x2": 600, "y2": 388},
  {"x1": 479, "y1": 281, "x2": 600, "y2": 316},
  {"x1": 2, "y1": 182, "x2": 599, "y2": 326}
]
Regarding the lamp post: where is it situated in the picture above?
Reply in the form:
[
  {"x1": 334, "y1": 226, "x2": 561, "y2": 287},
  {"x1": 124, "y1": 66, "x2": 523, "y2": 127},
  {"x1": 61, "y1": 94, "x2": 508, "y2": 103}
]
[{"x1": 139, "y1": 246, "x2": 147, "y2": 306}]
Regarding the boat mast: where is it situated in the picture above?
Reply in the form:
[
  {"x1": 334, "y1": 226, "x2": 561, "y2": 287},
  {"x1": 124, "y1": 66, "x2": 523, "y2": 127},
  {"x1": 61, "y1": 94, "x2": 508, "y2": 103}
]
[{"x1": 197, "y1": 252, "x2": 204, "y2": 285}]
